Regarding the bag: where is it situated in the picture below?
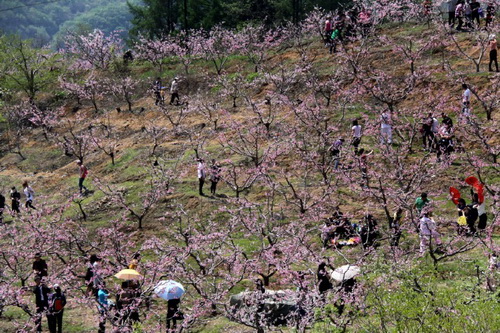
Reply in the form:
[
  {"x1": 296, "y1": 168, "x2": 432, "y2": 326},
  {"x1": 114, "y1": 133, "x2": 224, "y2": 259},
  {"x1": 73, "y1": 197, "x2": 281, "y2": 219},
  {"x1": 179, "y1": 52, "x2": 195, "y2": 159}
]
[
  {"x1": 52, "y1": 296, "x2": 65, "y2": 311},
  {"x1": 457, "y1": 215, "x2": 467, "y2": 226}
]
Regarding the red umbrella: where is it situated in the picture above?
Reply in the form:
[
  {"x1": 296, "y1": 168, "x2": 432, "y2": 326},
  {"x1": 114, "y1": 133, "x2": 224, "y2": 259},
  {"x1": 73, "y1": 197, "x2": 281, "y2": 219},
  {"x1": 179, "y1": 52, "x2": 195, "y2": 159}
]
[{"x1": 449, "y1": 187, "x2": 461, "y2": 205}]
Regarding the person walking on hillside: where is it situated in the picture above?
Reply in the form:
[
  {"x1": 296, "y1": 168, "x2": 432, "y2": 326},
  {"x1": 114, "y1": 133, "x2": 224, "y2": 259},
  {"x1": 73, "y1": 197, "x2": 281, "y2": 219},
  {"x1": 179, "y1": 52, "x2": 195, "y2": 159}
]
[
  {"x1": 48, "y1": 284, "x2": 66, "y2": 333},
  {"x1": 380, "y1": 110, "x2": 392, "y2": 144},
  {"x1": 166, "y1": 298, "x2": 181, "y2": 333},
  {"x1": 421, "y1": 113, "x2": 435, "y2": 150},
  {"x1": 33, "y1": 277, "x2": 51, "y2": 333},
  {"x1": 209, "y1": 159, "x2": 221, "y2": 196},
  {"x1": 85, "y1": 254, "x2": 101, "y2": 298},
  {"x1": 23, "y1": 181, "x2": 36, "y2": 210},
  {"x1": 461, "y1": 83, "x2": 472, "y2": 117},
  {"x1": 331, "y1": 138, "x2": 345, "y2": 170},
  {"x1": 351, "y1": 119, "x2": 362, "y2": 153},
  {"x1": 10, "y1": 186, "x2": 21, "y2": 215},
  {"x1": 97, "y1": 285, "x2": 111, "y2": 333},
  {"x1": 197, "y1": 159, "x2": 206, "y2": 196},
  {"x1": 153, "y1": 77, "x2": 163, "y2": 106},
  {"x1": 76, "y1": 160, "x2": 89, "y2": 195},
  {"x1": 489, "y1": 34, "x2": 498, "y2": 72},
  {"x1": 170, "y1": 77, "x2": 180, "y2": 106},
  {"x1": 413, "y1": 192, "x2": 430, "y2": 216},
  {"x1": 419, "y1": 211, "x2": 443, "y2": 254}
]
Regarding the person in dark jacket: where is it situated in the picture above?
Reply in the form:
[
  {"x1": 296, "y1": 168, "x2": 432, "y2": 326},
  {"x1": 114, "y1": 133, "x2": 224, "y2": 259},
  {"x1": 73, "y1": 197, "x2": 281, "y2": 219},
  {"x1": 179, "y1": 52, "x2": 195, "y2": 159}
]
[
  {"x1": 33, "y1": 277, "x2": 51, "y2": 332},
  {"x1": 10, "y1": 187, "x2": 21, "y2": 215},
  {"x1": 153, "y1": 77, "x2": 163, "y2": 106},
  {"x1": 48, "y1": 284, "x2": 66, "y2": 333},
  {"x1": 166, "y1": 298, "x2": 181, "y2": 332},
  {"x1": 33, "y1": 253, "x2": 48, "y2": 278},
  {"x1": 209, "y1": 159, "x2": 221, "y2": 196},
  {"x1": 0, "y1": 192, "x2": 5, "y2": 223},
  {"x1": 317, "y1": 262, "x2": 333, "y2": 294}
]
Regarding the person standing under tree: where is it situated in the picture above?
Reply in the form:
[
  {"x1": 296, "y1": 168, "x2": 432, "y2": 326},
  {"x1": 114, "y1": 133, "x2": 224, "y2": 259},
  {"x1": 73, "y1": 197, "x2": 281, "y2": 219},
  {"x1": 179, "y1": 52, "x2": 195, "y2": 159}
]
[
  {"x1": 166, "y1": 298, "x2": 181, "y2": 333},
  {"x1": 170, "y1": 77, "x2": 180, "y2": 106},
  {"x1": 23, "y1": 181, "x2": 36, "y2": 210},
  {"x1": 153, "y1": 77, "x2": 163, "y2": 106},
  {"x1": 76, "y1": 160, "x2": 89, "y2": 195},
  {"x1": 209, "y1": 159, "x2": 221, "y2": 196},
  {"x1": 10, "y1": 186, "x2": 21, "y2": 214},
  {"x1": 197, "y1": 159, "x2": 206, "y2": 196},
  {"x1": 380, "y1": 110, "x2": 392, "y2": 144},
  {"x1": 33, "y1": 277, "x2": 51, "y2": 333},
  {"x1": 48, "y1": 284, "x2": 66, "y2": 333},
  {"x1": 461, "y1": 83, "x2": 472, "y2": 117},
  {"x1": 351, "y1": 119, "x2": 362, "y2": 153},
  {"x1": 489, "y1": 34, "x2": 498, "y2": 72},
  {"x1": 419, "y1": 211, "x2": 443, "y2": 254}
]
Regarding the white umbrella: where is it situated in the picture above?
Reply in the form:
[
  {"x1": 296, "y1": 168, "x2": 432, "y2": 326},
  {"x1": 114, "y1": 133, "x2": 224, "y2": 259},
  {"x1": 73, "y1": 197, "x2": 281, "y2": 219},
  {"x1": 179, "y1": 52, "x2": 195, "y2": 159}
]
[
  {"x1": 154, "y1": 280, "x2": 185, "y2": 300},
  {"x1": 329, "y1": 265, "x2": 361, "y2": 282}
]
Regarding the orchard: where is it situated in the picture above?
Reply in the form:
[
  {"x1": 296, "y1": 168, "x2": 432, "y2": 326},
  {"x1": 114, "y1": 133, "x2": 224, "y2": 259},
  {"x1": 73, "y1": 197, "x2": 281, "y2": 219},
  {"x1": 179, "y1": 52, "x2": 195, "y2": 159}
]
[{"x1": 0, "y1": 0, "x2": 498, "y2": 332}]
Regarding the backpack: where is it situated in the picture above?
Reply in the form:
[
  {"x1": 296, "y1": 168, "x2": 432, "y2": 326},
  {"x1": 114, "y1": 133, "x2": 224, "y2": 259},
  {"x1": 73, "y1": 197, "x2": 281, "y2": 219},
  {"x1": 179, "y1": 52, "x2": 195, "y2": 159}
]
[{"x1": 52, "y1": 294, "x2": 65, "y2": 311}]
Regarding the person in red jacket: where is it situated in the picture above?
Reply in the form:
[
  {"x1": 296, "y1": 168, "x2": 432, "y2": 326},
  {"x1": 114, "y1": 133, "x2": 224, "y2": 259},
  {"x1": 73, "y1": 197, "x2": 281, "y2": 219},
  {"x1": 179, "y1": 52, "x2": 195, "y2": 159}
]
[{"x1": 76, "y1": 160, "x2": 89, "y2": 194}]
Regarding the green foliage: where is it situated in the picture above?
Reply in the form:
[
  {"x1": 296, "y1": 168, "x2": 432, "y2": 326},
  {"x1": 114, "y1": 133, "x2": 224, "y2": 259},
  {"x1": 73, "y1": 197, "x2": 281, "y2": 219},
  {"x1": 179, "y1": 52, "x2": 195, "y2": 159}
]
[
  {"x1": 0, "y1": 34, "x2": 61, "y2": 100},
  {"x1": 0, "y1": 0, "x2": 136, "y2": 46},
  {"x1": 128, "y1": 0, "x2": 180, "y2": 40}
]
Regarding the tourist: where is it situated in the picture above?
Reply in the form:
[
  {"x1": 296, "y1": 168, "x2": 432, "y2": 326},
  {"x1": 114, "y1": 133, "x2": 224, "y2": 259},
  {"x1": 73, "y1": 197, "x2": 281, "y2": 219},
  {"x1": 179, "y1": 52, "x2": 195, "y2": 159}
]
[{"x1": 22, "y1": 181, "x2": 36, "y2": 210}]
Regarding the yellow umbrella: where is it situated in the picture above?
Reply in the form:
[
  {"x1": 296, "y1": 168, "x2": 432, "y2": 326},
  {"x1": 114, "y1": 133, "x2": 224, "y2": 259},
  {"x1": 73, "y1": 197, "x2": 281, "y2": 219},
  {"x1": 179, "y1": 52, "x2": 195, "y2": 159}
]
[{"x1": 114, "y1": 269, "x2": 143, "y2": 280}]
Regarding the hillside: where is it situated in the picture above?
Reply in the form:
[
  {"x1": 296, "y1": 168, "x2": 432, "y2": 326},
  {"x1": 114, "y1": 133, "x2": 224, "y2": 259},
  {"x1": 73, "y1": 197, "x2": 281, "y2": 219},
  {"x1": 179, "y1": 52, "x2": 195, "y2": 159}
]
[
  {"x1": 0, "y1": 0, "x2": 135, "y2": 45},
  {"x1": 0, "y1": 7, "x2": 499, "y2": 333}
]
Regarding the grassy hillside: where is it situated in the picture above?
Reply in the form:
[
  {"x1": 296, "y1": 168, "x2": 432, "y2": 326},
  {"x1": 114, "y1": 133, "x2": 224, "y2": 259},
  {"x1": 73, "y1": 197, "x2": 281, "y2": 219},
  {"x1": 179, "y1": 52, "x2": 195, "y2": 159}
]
[{"x1": 0, "y1": 17, "x2": 499, "y2": 332}]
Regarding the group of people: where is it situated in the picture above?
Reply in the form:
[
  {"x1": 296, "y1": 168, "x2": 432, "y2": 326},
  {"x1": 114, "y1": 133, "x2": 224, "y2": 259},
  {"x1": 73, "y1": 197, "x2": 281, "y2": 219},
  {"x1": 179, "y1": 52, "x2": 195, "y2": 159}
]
[
  {"x1": 449, "y1": 1, "x2": 498, "y2": 72},
  {"x1": 414, "y1": 186, "x2": 488, "y2": 255},
  {"x1": 321, "y1": 208, "x2": 379, "y2": 250},
  {"x1": 196, "y1": 158, "x2": 221, "y2": 196},
  {"x1": 0, "y1": 181, "x2": 36, "y2": 222},
  {"x1": 323, "y1": 7, "x2": 372, "y2": 53},
  {"x1": 29, "y1": 253, "x2": 67, "y2": 333},
  {"x1": 0, "y1": 161, "x2": 90, "y2": 224},
  {"x1": 153, "y1": 77, "x2": 181, "y2": 106},
  {"x1": 30, "y1": 251, "x2": 182, "y2": 332},
  {"x1": 449, "y1": 0, "x2": 496, "y2": 31}
]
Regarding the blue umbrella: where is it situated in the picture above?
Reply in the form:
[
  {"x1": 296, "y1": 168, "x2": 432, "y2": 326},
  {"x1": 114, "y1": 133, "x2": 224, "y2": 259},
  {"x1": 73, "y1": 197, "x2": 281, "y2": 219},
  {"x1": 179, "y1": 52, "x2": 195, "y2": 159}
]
[{"x1": 154, "y1": 280, "x2": 185, "y2": 300}]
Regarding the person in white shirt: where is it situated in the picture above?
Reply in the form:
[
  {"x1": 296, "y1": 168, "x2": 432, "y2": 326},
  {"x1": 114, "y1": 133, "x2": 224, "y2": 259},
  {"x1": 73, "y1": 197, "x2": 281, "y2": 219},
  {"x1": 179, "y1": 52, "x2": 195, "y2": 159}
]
[
  {"x1": 170, "y1": 76, "x2": 180, "y2": 105},
  {"x1": 22, "y1": 181, "x2": 36, "y2": 210},
  {"x1": 419, "y1": 211, "x2": 443, "y2": 254},
  {"x1": 431, "y1": 115, "x2": 439, "y2": 134},
  {"x1": 197, "y1": 159, "x2": 206, "y2": 196},
  {"x1": 380, "y1": 111, "x2": 392, "y2": 144},
  {"x1": 462, "y1": 83, "x2": 471, "y2": 106},
  {"x1": 351, "y1": 120, "x2": 362, "y2": 152}
]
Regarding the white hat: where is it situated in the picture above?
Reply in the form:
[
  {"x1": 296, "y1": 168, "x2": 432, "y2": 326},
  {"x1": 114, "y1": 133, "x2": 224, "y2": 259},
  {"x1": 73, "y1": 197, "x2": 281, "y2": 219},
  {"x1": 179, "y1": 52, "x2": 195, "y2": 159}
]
[{"x1": 490, "y1": 34, "x2": 496, "y2": 40}]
